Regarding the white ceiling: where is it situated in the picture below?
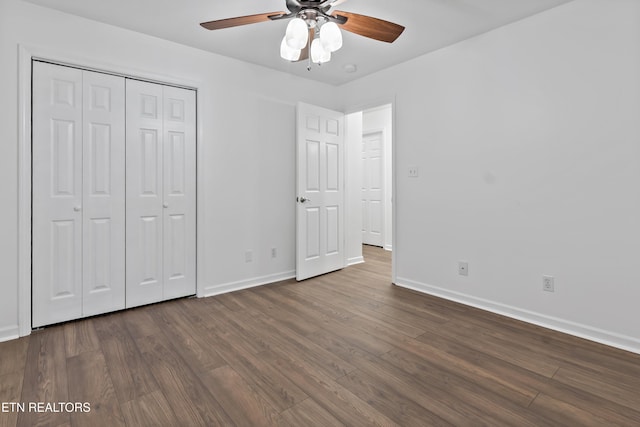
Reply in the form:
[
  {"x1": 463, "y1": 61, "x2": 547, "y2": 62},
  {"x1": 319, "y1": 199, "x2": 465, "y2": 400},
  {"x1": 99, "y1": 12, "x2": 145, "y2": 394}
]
[{"x1": 23, "y1": 0, "x2": 573, "y2": 86}]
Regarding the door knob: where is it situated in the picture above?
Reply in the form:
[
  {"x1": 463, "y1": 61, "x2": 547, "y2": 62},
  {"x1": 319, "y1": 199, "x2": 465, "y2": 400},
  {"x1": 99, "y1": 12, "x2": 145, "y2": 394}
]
[
  {"x1": 298, "y1": 197, "x2": 311, "y2": 203},
  {"x1": 163, "y1": 202, "x2": 169, "y2": 208},
  {"x1": 73, "y1": 206, "x2": 82, "y2": 212}
]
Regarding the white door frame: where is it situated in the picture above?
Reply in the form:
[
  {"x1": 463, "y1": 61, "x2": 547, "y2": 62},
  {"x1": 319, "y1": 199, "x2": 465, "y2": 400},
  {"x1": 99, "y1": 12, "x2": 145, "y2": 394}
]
[
  {"x1": 17, "y1": 44, "x2": 205, "y2": 337},
  {"x1": 344, "y1": 98, "x2": 397, "y2": 284}
]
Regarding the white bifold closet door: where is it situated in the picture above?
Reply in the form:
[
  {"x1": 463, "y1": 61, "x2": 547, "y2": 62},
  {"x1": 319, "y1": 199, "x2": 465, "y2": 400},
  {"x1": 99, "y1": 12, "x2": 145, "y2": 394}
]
[
  {"x1": 125, "y1": 80, "x2": 196, "y2": 308},
  {"x1": 32, "y1": 62, "x2": 126, "y2": 328}
]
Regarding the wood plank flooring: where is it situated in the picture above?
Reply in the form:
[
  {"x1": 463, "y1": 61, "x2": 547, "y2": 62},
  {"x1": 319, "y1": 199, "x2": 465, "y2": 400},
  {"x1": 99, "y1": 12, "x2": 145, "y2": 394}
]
[{"x1": 1, "y1": 245, "x2": 640, "y2": 426}]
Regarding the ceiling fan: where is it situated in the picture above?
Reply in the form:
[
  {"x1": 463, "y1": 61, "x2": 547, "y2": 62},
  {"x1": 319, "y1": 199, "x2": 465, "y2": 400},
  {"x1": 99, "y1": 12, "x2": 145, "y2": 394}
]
[{"x1": 200, "y1": 0, "x2": 404, "y2": 68}]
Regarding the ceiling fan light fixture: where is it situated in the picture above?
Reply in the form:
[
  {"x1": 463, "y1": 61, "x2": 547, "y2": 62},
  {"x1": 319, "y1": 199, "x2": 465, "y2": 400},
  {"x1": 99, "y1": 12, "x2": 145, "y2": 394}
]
[
  {"x1": 320, "y1": 22, "x2": 342, "y2": 53},
  {"x1": 200, "y1": 3, "x2": 405, "y2": 70},
  {"x1": 285, "y1": 18, "x2": 308, "y2": 50},
  {"x1": 280, "y1": 36, "x2": 301, "y2": 61},
  {"x1": 311, "y1": 38, "x2": 331, "y2": 64}
]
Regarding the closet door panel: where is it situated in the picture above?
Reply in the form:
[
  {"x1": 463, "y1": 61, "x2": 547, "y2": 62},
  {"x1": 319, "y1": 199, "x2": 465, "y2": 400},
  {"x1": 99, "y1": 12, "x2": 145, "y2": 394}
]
[
  {"x1": 32, "y1": 62, "x2": 84, "y2": 327},
  {"x1": 163, "y1": 87, "x2": 196, "y2": 299},
  {"x1": 126, "y1": 79, "x2": 165, "y2": 308},
  {"x1": 82, "y1": 70, "x2": 126, "y2": 316},
  {"x1": 33, "y1": 63, "x2": 197, "y2": 324}
]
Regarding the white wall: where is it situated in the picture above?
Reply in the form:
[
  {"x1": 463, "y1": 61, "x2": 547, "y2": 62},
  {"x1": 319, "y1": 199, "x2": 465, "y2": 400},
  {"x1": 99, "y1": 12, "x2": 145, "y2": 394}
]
[
  {"x1": 363, "y1": 105, "x2": 393, "y2": 251},
  {"x1": 341, "y1": 0, "x2": 640, "y2": 353},
  {"x1": 345, "y1": 112, "x2": 364, "y2": 265},
  {"x1": 0, "y1": 0, "x2": 341, "y2": 340}
]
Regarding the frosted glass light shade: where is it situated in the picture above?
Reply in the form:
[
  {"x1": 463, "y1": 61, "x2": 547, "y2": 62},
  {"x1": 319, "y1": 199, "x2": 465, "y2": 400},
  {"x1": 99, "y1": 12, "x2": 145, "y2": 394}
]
[
  {"x1": 280, "y1": 36, "x2": 301, "y2": 61},
  {"x1": 320, "y1": 22, "x2": 342, "y2": 52},
  {"x1": 285, "y1": 18, "x2": 308, "y2": 50},
  {"x1": 311, "y1": 38, "x2": 331, "y2": 64}
]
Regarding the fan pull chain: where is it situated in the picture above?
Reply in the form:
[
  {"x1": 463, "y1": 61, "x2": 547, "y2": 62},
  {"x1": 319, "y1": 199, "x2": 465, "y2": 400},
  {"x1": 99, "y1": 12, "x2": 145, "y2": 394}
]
[{"x1": 307, "y1": 28, "x2": 312, "y2": 71}]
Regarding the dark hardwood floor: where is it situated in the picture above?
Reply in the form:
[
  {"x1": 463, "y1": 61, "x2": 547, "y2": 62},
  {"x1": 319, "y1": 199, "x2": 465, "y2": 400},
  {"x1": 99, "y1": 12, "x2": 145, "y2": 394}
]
[{"x1": 1, "y1": 246, "x2": 640, "y2": 426}]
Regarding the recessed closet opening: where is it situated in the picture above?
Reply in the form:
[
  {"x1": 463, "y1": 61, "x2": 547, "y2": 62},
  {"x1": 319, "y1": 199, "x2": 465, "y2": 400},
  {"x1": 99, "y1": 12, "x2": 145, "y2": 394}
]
[{"x1": 31, "y1": 59, "x2": 198, "y2": 328}]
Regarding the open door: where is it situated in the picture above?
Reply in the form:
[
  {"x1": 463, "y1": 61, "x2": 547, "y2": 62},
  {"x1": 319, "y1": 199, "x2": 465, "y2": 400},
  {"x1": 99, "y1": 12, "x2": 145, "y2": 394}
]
[{"x1": 296, "y1": 102, "x2": 345, "y2": 281}]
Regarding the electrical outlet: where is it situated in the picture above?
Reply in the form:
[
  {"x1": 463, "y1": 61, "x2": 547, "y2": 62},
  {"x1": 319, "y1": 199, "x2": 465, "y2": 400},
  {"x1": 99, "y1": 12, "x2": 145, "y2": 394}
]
[
  {"x1": 543, "y1": 275, "x2": 554, "y2": 292},
  {"x1": 408, "y1": 165, "x2": 419, "y2": 178},
  {"x1": 271, "y1": 247, "x2": 277, "y2": 258},
  {"x1": 458, "y1": 261, "x2": 469, "y2": 276},
  {"x1": 245, "y1": 250, "x2": 253, "y2": 263}
]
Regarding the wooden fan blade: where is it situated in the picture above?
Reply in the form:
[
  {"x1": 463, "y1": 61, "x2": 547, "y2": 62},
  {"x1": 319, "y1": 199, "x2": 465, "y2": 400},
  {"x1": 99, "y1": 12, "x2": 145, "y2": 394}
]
[
  {"x1": 200, "y1": 12, "x2": 286, "y2": 30},
  {"x1": 333, "y1": 11, "x2": 404, "y2": 43}
]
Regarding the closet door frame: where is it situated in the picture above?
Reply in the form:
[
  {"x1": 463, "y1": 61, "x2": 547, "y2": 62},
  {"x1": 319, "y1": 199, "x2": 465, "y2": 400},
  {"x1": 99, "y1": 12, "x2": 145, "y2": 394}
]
[{"x1": 16, "y1": 45, "x2": 204, "y2": 338}]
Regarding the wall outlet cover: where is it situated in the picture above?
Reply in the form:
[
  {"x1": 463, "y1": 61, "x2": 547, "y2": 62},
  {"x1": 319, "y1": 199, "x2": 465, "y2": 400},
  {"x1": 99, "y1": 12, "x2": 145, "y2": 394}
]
[{"x1": 458, "y1": 261, "x2": 469, "y2": 276}]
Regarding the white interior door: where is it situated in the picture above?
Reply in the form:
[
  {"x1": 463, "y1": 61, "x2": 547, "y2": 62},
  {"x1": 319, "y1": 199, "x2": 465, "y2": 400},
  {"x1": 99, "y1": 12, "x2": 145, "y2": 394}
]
[
  {"x1": 126, "y1": 80, "x2": 165, "y2": 307},
  {"x1": 32, "y1": 62, "x2": 84, "y2": 327},
  {"x1": 162, "y1": 86, "x2": 197, "y2": 300},
  {"x1": 32, "y1": 62, "x2": 126, "y2": 327},
  {"x1": 296, "y1": 102, "x2": 345, "y2": 281},
  {"x1": 126, "y1": 80, "x2": 196, "y2": 307},
  {"x1": 82, "y1": 70, "x2": 126, "y2": 316},
  {"x1": 361, "y1": 131, "x2": 384, "y2": 247}
]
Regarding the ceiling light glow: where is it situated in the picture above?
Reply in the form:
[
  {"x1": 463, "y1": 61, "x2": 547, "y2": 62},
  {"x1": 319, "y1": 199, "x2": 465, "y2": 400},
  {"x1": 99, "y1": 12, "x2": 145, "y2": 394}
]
[
  {"x1": 285, "y1": 18, "x2": 308, "y2": 50},
  {"x1": 280, "y1": 36, "x2": 301, "y2": 61},
  {"x1": 320, "y1": 22, "x2": 342, "y2": 53},
  {"x1": 311, "y1": 38, "x2": 331, "y2": 64}
]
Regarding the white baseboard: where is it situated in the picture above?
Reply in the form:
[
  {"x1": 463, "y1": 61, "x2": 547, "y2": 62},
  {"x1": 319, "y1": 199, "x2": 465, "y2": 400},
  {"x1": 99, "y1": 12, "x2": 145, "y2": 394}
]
[
  {"x1": 384, "y1": 244, "x2": 392, "y2": 251},
  {"x1": 348, "y1": 256, "x2": 365, "y2": 266},
  {"x1": 395, "y1": 277, "x2": 640, "y2": 355},
  {"x1": 202, "y1": 270, "x2": 296, "y2": 297},
  {"x1": 0, "y1": 325, "x2": 20, "y2": 343}
]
